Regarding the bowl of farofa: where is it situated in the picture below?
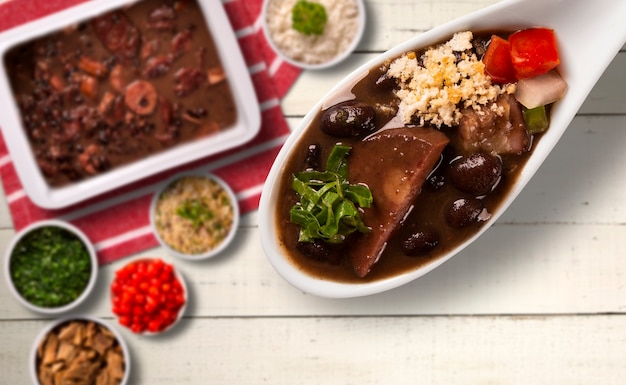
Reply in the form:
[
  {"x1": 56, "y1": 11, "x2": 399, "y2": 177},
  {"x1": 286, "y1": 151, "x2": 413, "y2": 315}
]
[
  {"x1": 150, "y1": 172, "x2": 239, "y2": 260},
  {"x1": 262, "y1": 0, "x2": 366, "y2": 69}
]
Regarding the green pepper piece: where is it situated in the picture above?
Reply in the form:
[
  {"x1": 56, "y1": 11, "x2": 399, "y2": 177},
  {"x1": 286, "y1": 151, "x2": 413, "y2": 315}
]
[{"x1": 523, "y1": 105, "x2": 549, "y2": 134}]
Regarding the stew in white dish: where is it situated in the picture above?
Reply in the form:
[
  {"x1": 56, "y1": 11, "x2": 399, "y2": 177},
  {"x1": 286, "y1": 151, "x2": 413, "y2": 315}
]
[
  {"x1": 5, "y1": 0, "x2": 237, "y2": 187},
  {"x1": 275, "y1": 28, "x2": 567, "y2": 282}
]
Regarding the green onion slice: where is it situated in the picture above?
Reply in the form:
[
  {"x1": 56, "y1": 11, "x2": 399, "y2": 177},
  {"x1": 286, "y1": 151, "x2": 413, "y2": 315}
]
[{"x1": 289, "y1": 145, "x2": 372, "y2": 243}]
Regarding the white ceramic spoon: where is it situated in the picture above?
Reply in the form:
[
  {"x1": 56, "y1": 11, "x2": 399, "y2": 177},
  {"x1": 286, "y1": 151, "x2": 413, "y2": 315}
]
[{"x1": 259, "y1": 0, "x2": 626, "y2": 298}]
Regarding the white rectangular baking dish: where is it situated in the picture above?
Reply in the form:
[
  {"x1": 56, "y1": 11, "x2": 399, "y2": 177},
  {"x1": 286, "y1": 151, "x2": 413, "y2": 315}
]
[{"x1": 0, "y1": 0, "x2": 260, "y2": 209}]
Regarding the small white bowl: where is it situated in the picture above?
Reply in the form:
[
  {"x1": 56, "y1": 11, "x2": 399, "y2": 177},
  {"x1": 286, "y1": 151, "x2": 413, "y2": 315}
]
[
  {"x1": 150, "y1": 171, "x2": 240, "y2": 260},
  {"x1": 262, "y1": 0, "x2": 366, "y2": 70},
  {"x1": 110, "y1": 257, "x2": 187, "y2": 335},
  {"x1": 4, "y1": 219, "x2": 98, "y2": 314},
  {"x1": 30, "y1": 316, "x2": 131, "y2": 385}
]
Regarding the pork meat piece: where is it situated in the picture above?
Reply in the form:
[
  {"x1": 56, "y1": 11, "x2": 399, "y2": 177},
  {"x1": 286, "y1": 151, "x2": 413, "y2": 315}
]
[
  {"x1": 347, "y1": 127, "x2": 449, "y2": 277},
  {"x1": 91, "y1": 11, "x2": 140, "y2": 63},
  {"x1": 458, "y1": 93, "x2": 529, "y2": 155}
]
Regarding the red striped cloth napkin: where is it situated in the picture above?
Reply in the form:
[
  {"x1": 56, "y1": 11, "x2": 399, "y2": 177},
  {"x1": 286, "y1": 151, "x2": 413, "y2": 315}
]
[{"x1": 0, "y1": 0, "x2": 301, "y2": 264}]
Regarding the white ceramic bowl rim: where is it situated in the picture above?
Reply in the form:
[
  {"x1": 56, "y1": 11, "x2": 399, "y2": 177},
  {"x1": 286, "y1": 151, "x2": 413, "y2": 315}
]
[
  {"x1": 259, "y1": 0, "x2": 626, "y2": 298},
  {"x1": 0, "y1": 0, "x2": 260, "y2": 209},
  {"x1": 4, "y1": 219, "x2": 98, "y2": 314},
  {"x1": 150, "y1": 171, "x2": 240, "y2": 260},
  {"x1": 261, "y1": 0, "x2": 366, "y2": 70},
  {"x1": 30, "y1": 316, "x2": 131, "y2": 385}
]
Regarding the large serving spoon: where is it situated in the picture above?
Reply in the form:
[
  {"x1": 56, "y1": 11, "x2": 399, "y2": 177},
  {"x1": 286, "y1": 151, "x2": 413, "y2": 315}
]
[{"x1": 259, "y1": 0, "x2": 626, "y2": 298}]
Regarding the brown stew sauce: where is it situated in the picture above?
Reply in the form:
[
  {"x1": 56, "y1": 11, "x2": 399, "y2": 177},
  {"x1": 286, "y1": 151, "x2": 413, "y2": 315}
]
[
  {"x1": 275, "y1": 31, "x2": 543, "y2": 283},
  {"x1": 5, "y1": 0, "x2": 237, "y2": 187}
]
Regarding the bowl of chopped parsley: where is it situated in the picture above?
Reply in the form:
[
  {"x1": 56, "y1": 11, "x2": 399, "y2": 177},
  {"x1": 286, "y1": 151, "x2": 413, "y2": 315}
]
[
  {"x1": 4, "y1": 220, "x2": 98, "y2": 314},
  {"x1": 150, "y1": 171, "x2": 239, "y2": 260}
]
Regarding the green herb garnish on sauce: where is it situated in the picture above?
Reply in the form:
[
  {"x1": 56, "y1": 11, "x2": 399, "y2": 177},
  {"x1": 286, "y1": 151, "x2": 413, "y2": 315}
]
[
  {"x1": 9, "y1": 226, "x2": 92, "y2": 308},
  {"x1": 176, "y1": 198, "x2": 215, "y2": 229},
  {"x1": 290, "y1": 145, "x2": 372, "y2": 244},
  {"x1": 291, "y1": 0, "x2": 328, "y2": 36}
]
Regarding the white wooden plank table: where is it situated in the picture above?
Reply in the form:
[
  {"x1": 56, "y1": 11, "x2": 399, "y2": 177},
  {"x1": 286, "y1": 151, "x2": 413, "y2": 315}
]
[{"x1": 2, "y1": 0, "x2": 626, "y2": 383}]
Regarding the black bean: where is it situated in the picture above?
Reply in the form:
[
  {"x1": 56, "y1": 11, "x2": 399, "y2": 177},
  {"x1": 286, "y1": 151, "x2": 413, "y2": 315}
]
[
  {"x1": 320, "y1": 101, "x2": 376, "y2": 138},
  {"x1": 402, "y1": 229, "x2": 440, "y2": 256},
  {"x1": 449, "y1": 153, "x2": 502, "y2": 196},
  {"x1": 97, "y1": 130, "x2": 109, "y2": 144},
  {"x1": 144, "y1": 123, "x2": 156, "y2": 134},
  {"x1": 473, "y1": 36, "x2": 490, "y2": 59},
  {"x1": 427, "y1": 174, "x2": 446, "y2": 191},
  {"x1": 446, "y1": 197, "x2": 484, "y2": 228},
  {"x1": 297, "y1": 241, "x2": 331, "y2": 262},
  {"x1": 304, "y1": 143, "x2": 321, "y2": 170},
  {"x1": 374, "y1": 73, "x2": 397, "y2": 91},
  {"x1": 187, "y1": 108, "x2": 207, "y2": 118},
  {"x1": 95, "y1": 156, "x2": 110, "y2": 171}
]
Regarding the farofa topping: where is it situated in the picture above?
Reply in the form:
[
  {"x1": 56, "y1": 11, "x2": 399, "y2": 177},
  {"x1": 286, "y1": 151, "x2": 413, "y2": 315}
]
[
  {"x1": 155, "y1": 176, "x2": 234, "y2": 255},
  {"x1": 386, "y1": 31, "x2": 515, "y2": 128}
]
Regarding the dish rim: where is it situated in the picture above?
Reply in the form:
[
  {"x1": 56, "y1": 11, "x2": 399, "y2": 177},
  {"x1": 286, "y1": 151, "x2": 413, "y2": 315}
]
[
  {"x1": 258, "y1": 0, "x2": 591, "y2": 298},
  {"x1": 0, "y1": 0, "x2": 261, "y2": 209}
]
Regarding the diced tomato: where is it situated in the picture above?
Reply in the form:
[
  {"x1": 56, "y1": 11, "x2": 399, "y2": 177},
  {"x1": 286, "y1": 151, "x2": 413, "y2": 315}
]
[
  {"x1": 131, "y1": 322, "x2": 145, "y2": 334},
  {"x1": 147, "y1": 320, "x2": 163, "y2": 333},
  {"x1": 110, "y1": 258, "x2": 186, "y2": 334},
  {"x1": 483, "y1": 35, "x2": 516, "y2": 84},
  {"x1": 118, "y1": 315, "x2": 132, "y2": 327},
  {"x1": 509, "y1": 28, "x2": 560, "y2": 79}
]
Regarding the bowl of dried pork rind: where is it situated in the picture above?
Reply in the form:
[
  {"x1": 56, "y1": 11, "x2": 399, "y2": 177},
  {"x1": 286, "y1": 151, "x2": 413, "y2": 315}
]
[{"x1": 30, "y1": 316, "x2": 130, "y2": 385}]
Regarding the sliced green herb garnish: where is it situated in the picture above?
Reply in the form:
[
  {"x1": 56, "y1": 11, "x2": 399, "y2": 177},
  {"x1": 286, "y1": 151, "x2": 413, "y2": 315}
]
[
  {"x1": 291, "y1": 0, "x2": 328, "y2": 36},
  {"x1": 290, "y1": 145, "x2": 372, "y2": 243},
  {"x1": 9, "y1": 226, "x2": 91, "y2": 308},
  {"x1": 176, "y1": 198, "x2": 214, "y2": 229}
]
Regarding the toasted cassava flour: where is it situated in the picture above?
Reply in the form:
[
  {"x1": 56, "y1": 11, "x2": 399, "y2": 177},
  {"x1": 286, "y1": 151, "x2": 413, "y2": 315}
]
[
  {"x1": 154, "y1": 176, "x2": 235, "y2": 255},
  {"x1": 265, "y1": 0, "x2": 360, "y2": 65},
  {"x1": 386, "y1": 31, "x2": 514, "y2": 128}
]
